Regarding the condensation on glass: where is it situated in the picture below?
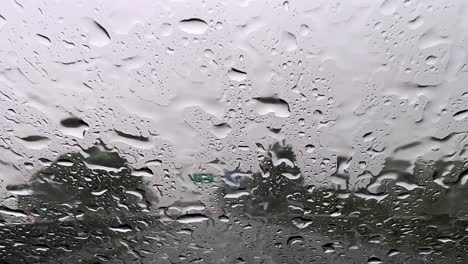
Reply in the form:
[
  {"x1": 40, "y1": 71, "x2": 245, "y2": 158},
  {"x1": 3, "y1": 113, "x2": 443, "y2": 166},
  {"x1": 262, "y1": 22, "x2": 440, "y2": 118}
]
[{"x1": 0, "y1": 0, "x2": 468, "y2": 263}]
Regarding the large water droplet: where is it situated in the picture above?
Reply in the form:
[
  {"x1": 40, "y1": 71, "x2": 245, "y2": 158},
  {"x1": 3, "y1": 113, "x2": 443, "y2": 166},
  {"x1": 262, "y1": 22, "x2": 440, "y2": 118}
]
[{"x1": 178, "y1": 18, "x2": 208, "y2": 34}]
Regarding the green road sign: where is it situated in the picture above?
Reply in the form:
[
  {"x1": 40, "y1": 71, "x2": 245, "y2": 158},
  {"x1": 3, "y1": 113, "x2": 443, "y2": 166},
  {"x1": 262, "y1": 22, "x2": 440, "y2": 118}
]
[{"x1": 193, "y1": 173, "x2": 214, "y2": 183}]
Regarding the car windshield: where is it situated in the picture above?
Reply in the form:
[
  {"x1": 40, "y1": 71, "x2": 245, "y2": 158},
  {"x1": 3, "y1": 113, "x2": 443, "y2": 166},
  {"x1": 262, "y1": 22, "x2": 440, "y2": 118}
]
[{"x1": 1, "y1": 0, "x2": 468, "y2": 263}]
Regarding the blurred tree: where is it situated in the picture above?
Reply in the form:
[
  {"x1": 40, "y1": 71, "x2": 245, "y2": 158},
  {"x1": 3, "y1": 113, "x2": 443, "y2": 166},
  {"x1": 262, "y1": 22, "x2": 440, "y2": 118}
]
[{"x1": 14, "y1": 145, "x2": 158, "y2": 223}]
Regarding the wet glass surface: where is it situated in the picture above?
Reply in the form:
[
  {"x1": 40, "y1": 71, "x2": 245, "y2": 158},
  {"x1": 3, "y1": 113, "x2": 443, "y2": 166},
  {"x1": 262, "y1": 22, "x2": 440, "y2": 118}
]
[{"x1": 1, "y1": 0, "x2": 468, "y2": 263}]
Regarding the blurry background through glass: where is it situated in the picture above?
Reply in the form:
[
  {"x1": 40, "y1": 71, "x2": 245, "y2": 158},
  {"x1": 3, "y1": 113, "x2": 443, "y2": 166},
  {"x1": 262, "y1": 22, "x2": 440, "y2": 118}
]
[{"x1": 1, "y1": 0, "x2": 468, "y2": 263}]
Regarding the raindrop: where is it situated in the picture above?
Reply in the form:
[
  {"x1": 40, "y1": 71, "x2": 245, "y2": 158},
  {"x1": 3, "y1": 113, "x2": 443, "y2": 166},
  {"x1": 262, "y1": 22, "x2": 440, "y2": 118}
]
[
  {"x1": 253, "y1": 96, "x2": 291, "y2": 117},
  {"x1": 228, "y1": 68, "x2": 247, "y2": 81},
  {"x1": 299, "y1": 24, "x2": 310, "y2": 36},
  {"x1": 178, "y1": 18, "x2": 208, "y2": 34},
  {"x1": 283, "y1": 31, "x2": 297, "y2": 52},
  {"x1": 425, "y1": 55, "x2": 437, "y2": 65},
  {"x1": 176, "y1": 214, "x2": 209, "y2": 224},
  {"x1": 0, "y1": 15, "x2": 6, "y2": 29},
  {"x1": 367, "y1": 256, "x2": 383, "y2": 264},
  {"x1": 36, "y1": 34, "x2": 51, "y2": 46}
]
